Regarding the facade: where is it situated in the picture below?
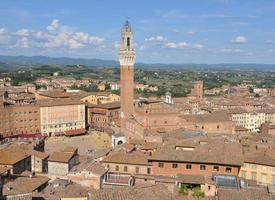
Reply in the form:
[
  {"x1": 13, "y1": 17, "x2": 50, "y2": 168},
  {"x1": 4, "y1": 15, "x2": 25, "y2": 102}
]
[
  {"x1": 228, "y1": 108, "x2": 275, "y2": 132},
  {"x1": 119, "y1": 20, "x2": 136, "y2": 132},
  {"x1": 102, "y1": 151, "x2": 152, "y2": 176},
  {"x1": 0, "y1": 95, "x2": 40, "y2": 137},
  {"x1": 80, "y1": 93, "x2": 120, "y2": 105},
  {"x1": 48, "y1": 148, "x2": 79, "y2": 176},
  {"x1": 39, "y1": 99, "x2": 85, "y2": 136},
  {"x1": 87, "y1": 102, "x2": 120, "y2": 132},
  {"x1": 149, "y1": 139, "x2": 243, "y2": 177},
  {"x1": 31, "y1": 152, "x2": 49, "y2": 173},
  {"x1": 189, "y1": 80, "x2": 204, "y2": 99},
  {"x1": 68, "y1": 162, "x2": 108, "y2": 189},
  {"x1": 239, "y1": 149, "x2": 275, "y2": 185}
]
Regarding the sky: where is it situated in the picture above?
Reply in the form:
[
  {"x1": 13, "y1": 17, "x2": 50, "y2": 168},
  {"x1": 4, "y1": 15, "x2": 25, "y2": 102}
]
[{"x1": 0, "y1": 0, "x2": 275, "y2": 64}]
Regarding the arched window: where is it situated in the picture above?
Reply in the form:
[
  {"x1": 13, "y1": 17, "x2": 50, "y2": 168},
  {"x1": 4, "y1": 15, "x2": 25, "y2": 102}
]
[{"x1": 127, "y1": 37, "x2": 130, "y2": 47}]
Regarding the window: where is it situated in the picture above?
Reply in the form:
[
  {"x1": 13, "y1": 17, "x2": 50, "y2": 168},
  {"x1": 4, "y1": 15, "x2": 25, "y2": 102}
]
[
  {"x1": 217, "y1": 125, "x2": 220, "y2": 129},
  {"x1": 241, "y1": 171, "x2": 247, "y2": 178},
  {"x1": 272, "y1": 176, "x2": 275, "y2": 185},
  {"x1": 200, "y1": 165, "x2": 206, "y2": 170},
  {"x1": 124, "y1": 166, "x2": 128, "y2": 172},
  {"x1": 127, "y1": 37, "x2": 130, "y2": 47},
  {"x1": 158, "y1": 162, "x2": 164, "y2": 168},
  {"x1": 147, "y1": 168, "x2": 151, "y2": 174},
  {"x1": 172, "y1": 163, "x2": 178, "y2": 168},
  {"x1": 251, "y1": 172, "x2": 256, "y2": 180},
  {"x1": 251, "y1": 164, "x2": 257, "y2": 170},
  {"x1": 261, "y1": 174, "x2": 267, "y2": 184},
  {"x1": 136, "y1": 167, "x2": 139, "y2": 174},
  {"x1": 213, "y1": 166, "x2": 219, "y2": 172},
  {"x1": 226, "y1": 167, "x2": 232, "y2": 173},
  {"x1": 115, "y1": 165, "x2": 119, "y2": 171},
  {"x1": 186, "y1": 164, "x2": 192, "y2": 169},
  {"x1": 272, "y1": 167, "x2": 275, "y2": 173}
]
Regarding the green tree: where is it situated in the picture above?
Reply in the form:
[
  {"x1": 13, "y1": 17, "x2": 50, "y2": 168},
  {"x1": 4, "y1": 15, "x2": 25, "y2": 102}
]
[{"x1": 192, "y1": 187, "x2": 205, "y2": 198}]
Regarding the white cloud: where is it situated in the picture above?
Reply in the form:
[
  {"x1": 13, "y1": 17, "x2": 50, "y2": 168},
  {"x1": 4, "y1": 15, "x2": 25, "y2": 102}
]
[
  {"x1": 231, "y1": 36, "x2": 247, "y2": 44},
  {"x1": 0, "y1": 28, "x2": 10, "y2": 44},
  {"x1": 2, "y1": 19, "x2": 105, "y2": 50},
  {"x1": 219, "y1": 48, "x2": 243, "y2": 53},
  {"x1": 14, "y1": 29, "x2": 31, "y2": 37},
  {"x1": 164, "y1": 42, "x2": 188, "y2": 49},
  {"x1": 193, "y1": 44, "x2": 204, "y2": 49},
  {"x1": 145, "y1": 36, "x2": 167, "y2": 43},
  {"x1": 47, "y1": 19, "x2": 59, "y2": 32}
]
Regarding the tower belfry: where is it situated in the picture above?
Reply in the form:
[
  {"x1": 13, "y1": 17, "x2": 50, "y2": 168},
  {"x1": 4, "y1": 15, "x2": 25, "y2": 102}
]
[{"x1": 119, "y1": 20, "x2": 136, "y2": 131}]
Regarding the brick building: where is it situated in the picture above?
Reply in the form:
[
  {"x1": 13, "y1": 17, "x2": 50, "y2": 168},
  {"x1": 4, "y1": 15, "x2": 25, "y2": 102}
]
[
  {"x1": 189, "y1": 80, "x2": 204, "y2": 99},
  {"x1": 38, "y1": 99, "x2": 85, "y2": 136},
  {"x1": 87, "y1": 101, "x2": 120, "y2": 132},
  {"x1": 149, "y1": 139, "x2": 243, "y2": 177},
  {"x1": 0, "y1": 95, "x2": 40, "y2": 137}
]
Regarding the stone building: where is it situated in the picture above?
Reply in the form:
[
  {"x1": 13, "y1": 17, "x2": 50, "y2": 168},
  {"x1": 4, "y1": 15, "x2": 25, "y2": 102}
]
[
  {"x1": 48, "y1": 147, "x2": 79, "y2": 176},
  {"x1": 39, "y1": 99, "x2": 85, "y2": 136},
  {"x1": 68, "y1": 162, "x2": 108, "y2": 189},
  {"x1": 0, "y1": 148, "x2": 31, "y2": 175}
]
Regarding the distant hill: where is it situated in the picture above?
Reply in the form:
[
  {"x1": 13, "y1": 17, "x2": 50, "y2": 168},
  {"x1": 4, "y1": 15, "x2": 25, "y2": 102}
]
[
  {"x1": 0, "y1": 55, "x2": 274, "y2": 71},
  {"x1": 0, "y1": 55, "x2": 119, "y2": 67}
]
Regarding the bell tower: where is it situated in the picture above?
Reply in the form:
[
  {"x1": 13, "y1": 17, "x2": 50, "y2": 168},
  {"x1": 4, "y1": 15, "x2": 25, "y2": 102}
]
[{"x1": 119, "y1": 20, "x2": 136, "y2": 130}]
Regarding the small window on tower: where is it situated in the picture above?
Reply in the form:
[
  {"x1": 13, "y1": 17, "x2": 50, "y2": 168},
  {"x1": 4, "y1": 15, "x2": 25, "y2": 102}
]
[{"x1": 127, "y1": 37, "x2": 130, "y2": 47}]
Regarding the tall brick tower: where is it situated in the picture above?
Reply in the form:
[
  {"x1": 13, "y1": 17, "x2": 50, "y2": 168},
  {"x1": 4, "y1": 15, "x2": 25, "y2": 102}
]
[{"x1": 119, "y1": 20, "x2": 136, "y2": 130}]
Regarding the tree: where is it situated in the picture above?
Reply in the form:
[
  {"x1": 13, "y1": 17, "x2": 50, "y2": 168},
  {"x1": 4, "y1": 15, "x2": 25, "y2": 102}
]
[
  {"x1": 179, "y1": 184, "x2": 188, "y2": 196},
  {"x1": 192, "y1": 187, "x2": 205, "y2": 198}
]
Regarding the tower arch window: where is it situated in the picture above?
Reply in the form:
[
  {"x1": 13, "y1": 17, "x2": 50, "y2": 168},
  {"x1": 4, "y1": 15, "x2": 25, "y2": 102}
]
[{"x1": 127, "y1": 37, "x2": 130, "y2": 47}]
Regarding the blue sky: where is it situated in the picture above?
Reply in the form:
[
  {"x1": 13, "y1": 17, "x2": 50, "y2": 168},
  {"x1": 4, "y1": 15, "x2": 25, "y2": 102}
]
[{"x1": 0, "y1": 0, "x2": 275, "y2": 64}]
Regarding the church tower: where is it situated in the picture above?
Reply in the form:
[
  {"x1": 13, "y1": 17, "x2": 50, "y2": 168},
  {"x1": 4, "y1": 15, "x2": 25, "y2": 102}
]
[{"x1": 119, "y1": 20, "x2": 136, "y2": 130}]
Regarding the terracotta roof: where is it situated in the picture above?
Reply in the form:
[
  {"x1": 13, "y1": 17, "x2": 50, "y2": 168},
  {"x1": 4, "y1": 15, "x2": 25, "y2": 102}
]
[
  {"x1": 244, "y1": 148, "x2": 275, "y2": 167},
  {"x1": 48, "y1": 152, "x2": 75, "y2": 163},
  {"x1": 33, "y1": 179, "x2": 90, "y2": 199},
  {"x1": 87, "y1": 101, "x2": 120, "y2": 109},
  {"x1": 65, "y1": 129, "x2": 87, "y2": 136},
  {"x1": 89, "y1": 184, "x2": 171, "y2": 200},
  {"x1": 37, "y1": 98, "x2": 84, "y2": 107},
  {"x1": 217, "y1": 188, "x2": 271, "y2": 200},
  {"x1": 3, "y1": 176, "x2": 49, "y2": 196},
  {"x1": 0, "y1": 149, "x2": 30, "y2": 165},
  {"x1": 149, "y1": 139, "x2": 244, "y2": 166},
  {"x1": 177, "y1": 174, "x2": 206, "y2": 185},
  {"x1": 103, "y1": 151, "x2": 151, "y2": 166},
  {"x1": 37, "y1": 90, "x2": 71, "y2": 98},
  {"x1": 86, "y1": 162, "x2": 108, "y2": 176}
]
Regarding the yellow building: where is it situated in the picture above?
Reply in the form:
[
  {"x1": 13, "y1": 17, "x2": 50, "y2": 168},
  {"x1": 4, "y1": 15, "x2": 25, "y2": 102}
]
[
  {"x1": 80, "y1": 93, "x2": 120, "y2": 105},
  {"x1": 97, "y1": 83, "x2": 106, "y2": 91},
  {"x1": 239, "y1": 149, "x2": 275, "y2": 185}
]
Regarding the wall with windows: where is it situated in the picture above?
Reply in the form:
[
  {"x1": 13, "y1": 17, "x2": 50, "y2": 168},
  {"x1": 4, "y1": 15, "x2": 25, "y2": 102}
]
[
  {"x1": 40, "y1": 104, "x2": 85, "y2": 136},
  {"x1": 103, "y1": 163, "x2": 152, "y2": 176},
  {"x1": 151, "y1": 161, "x2": 240, "y2": 177},
  {"x1": 239, "y1": 162, "x2": 275, "y2": 185}
]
